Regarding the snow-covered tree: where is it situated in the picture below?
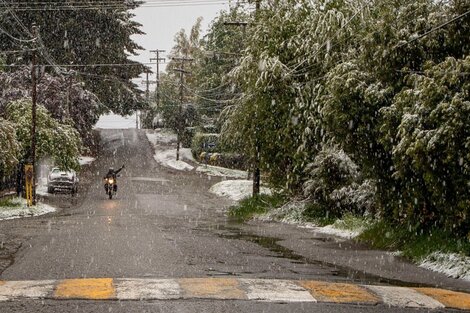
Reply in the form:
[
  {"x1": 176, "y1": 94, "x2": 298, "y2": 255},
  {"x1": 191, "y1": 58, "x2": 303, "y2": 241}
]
[
  {"x1": 380, "y1": 56, "x2": 470, "y2": 233},
  {"x1": 5, "y1": 99, "x2": 82, "y2": 170},
  {"x1": 0, "y1": 68, "x2": 100, "y2": 144},
  {"x1": 0, "y1": 118, "x2": 21, "y2": 174}
]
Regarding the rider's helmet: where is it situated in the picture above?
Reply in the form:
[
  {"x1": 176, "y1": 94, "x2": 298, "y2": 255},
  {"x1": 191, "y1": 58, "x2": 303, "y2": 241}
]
[{"x1": 109, "y1": 167, "x2": 114, "y2": 172}]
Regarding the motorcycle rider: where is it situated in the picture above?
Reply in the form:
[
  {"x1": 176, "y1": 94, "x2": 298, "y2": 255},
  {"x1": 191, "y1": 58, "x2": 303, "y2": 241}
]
[{"x1": 104, "y1": 165, "x2": 125, "y2": 192}]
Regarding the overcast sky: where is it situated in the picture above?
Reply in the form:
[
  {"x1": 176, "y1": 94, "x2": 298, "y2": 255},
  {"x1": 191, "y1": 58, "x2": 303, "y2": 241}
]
[{"x1": 129, "y1": 2, "x2": 232, "y2": 88}]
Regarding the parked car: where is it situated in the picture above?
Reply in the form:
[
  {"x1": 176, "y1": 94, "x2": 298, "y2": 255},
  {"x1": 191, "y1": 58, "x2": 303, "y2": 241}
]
[{"x1": 47, "y1": 168, "x2": 79, "y2": 194}]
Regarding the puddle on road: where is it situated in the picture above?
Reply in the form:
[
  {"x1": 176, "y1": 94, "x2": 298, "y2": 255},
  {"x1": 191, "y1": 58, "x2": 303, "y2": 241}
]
[{"x1": 197, "y1": 223, "x2": 436, "y2": 289}]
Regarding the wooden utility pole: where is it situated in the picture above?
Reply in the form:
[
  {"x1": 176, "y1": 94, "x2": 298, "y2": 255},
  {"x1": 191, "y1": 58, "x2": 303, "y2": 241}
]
[
  {"x1": 30, "y1": 24, "x2": 38, "y2": 205},
  {"x1": 172, "y1": 57, "x2": 193, "y2": 161},
  {"x1": 150, "y1": 49, "x2": 165, "y2": 107},
  {"x1": 252, "y1": 0, "x2": 262, "y2": 196},
  {"x1": 140, "y1": 69, "x2": 156, "y2": 128}
]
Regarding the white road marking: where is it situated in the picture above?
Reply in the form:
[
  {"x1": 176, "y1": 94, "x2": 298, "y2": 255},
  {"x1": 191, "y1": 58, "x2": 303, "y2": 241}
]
[
  {"x1": 239, "y1": 279, "x2": 316, "y2": 302},
  {"x1": 365, "y1": 285, "x2": 445, "y2": 309},
  {"x1": 0, "y1": 280, "x2": 55, "y2": 299},
  {"x1": 115, "y1": 279, "x2": 182, "y2": 300}
]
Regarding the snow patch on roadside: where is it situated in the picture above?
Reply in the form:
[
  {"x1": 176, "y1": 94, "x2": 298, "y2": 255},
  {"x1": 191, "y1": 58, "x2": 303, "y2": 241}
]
[
  {"x1": 154, "y1": 149, "x2": 194, "y2": 171},
  {"x1": 146, "y1": 130, "x2": 194, "y2": 171},
  {"x1": 0, "y1": 197, "x2": 56, "y2": 220},
  {"x1": 79, "y1": 156, "x2": 95, "y2": 166},
  {"x1": 420, "y1": 252, "x2": 470, "y2": 281},
  {"x1": 196, "y1": 165, "x2": 248, "y2": 179},
  {"x1": 210, "y1": 180, "x2": 272, "y2": 201},
  {"x1": 304, "y1": 224, "x2": 361, "y2": 239},
  {"x1": 259, "y1": 200, "x2": 363, "y2": 239},
  {"x1": 146, "y1": 129, "x2": 177, "y2": 145}
]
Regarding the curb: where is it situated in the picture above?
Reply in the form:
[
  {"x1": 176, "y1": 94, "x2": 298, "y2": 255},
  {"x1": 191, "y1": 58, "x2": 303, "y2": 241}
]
[{"x1": 0, "y1": 278, "x2": 469, "y2": 310}]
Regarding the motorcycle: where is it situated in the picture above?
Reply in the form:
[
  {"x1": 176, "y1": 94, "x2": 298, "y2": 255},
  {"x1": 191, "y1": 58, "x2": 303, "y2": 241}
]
[{"x1": 104, "y1": 176, "x2": 117, "y2": 199}]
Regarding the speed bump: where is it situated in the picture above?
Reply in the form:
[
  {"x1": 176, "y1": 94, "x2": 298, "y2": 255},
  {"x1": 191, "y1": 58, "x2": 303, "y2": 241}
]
[
  {"x1": 299, "y1": 280, "x2": 378, "y2": 304},
  {"x1": 416, "y1": 288, "x2": 470, "y2": 310},
  {"x1": 54, "y1": 278, "x2": 115, "y2": 300}
]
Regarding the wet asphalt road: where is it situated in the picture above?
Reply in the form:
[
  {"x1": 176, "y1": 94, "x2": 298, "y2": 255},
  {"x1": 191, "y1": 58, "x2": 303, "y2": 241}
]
[{"x1": 0, "y1": 128, "x2": 469, "y2": 312}]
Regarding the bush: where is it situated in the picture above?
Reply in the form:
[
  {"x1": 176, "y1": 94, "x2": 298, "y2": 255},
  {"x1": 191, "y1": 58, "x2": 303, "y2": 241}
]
[
  {"x1": 191, "y1": 132, "x2": 220, "y2": 158},
  {"x1": 182, "y1": 127, "x2": 196, "y2": 148},
  {"x1": 228, "y1": 194, "x2": 286, "y2": 221},
  {"x1": 201, "y1": 124, "x2": 218, "y2": 133}
]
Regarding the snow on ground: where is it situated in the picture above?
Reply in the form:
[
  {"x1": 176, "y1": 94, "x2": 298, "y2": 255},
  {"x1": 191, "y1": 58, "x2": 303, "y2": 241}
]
[
  {"x1": 196, "y1": 165, "x2": 248, "y2": 179},
  {"x1": 0, "y1": 197, "x2": 56, "y2": 221},
  {"x1": 146, "y1": 129, "x2": 177, "y2": 145},
  {"x1": 300, "y1": 224, "x2": 361, "y2": 239},
  {"x1": 420, "y1": 252, "x2": 470, "y2": 281},
  {"x1": 209, "y1": 180, "x2": 272, "y2": 201},
  {"x1": 94, "y1": 113, "x2": 137, "y2": 129},
  {"x1": 258, "y1": 200, "x2": 363, "y2": 239},
  {"x1": 146, "y1": 130, "x2": 194, "y2": 171},
  {"x1": 35, "y1": 177, "x2": 49, "y2": 197},
  {"x1": 153, "y1": 149, "x2": 194, "y2": 171},
  {"x1": 79, "y1": 156, "x2": 95, "y2": 166},
  {"x1": 145, "y1": 129, "x2": 249, "y2": 179}
]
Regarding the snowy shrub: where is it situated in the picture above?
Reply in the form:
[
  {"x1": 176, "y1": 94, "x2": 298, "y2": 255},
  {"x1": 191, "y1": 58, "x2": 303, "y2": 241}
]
[
  {"x1": 191, "y1": 133, "x2": 220, "y2": 158},
  {"x1": 330, "y1": 180, "x2": 377, "y2": 216},
  {"x1": 302, "y1": 145, "x2": 367, "y2": 217},
  {"x1": 0, "y1": 118, "x2": 21, "y2": 173},
  {"x1": 303, "y1": 145, "x2": 359, "y2": 200}
]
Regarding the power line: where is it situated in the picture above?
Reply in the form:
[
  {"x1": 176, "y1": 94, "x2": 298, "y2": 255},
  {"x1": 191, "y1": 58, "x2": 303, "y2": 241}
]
[
  {"x1": 0, "y1": 61, "x2": 167, "y2": 68},
  {"x1": 0, "y1": 25, "x2": 37, "y2": 43},
  {"x1": 0, "y1": 0, "x2": 232, "y2": 10},
  {"x1": 396, "y1": 9, "x2": 470, "y2": 48}
]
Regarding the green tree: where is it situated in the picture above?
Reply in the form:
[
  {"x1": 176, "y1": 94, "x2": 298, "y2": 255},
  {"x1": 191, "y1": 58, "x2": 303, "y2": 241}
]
[
  {"x1": 192, "y1": 5, "x2": 248, "y2": 117},
  {"x1": 380, "y1": 57, "x2": 470, "y2": 233},
  {"x1": 0, "y1": 118, "x2": 21, "y2": 173},
  {"x1": 5, "y1": 99, "x2": 82, "y2": 170}
]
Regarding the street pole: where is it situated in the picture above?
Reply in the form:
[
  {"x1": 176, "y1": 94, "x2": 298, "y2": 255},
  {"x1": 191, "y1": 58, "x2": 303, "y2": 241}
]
[
  {"x1": 172, "y1": 57, "x2": 193, "y2": 161},
  {"x1": 150, "y1": 49, "x2": 165, "y2": 107},
  {"x1": 145, "y1": 70, "x2": 150, "y2": 103},
  {"x1": 30, "y1": 24, "x2": 38, "y2": 205}
]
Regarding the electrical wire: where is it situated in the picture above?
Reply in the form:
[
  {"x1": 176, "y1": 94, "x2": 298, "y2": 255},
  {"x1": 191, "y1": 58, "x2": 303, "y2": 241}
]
[
  {"x1": 395, "y1": 9, "x2": 470, "y2": 48},
  {"x1": 0, "y1": 0, "x2": 233, "y2": 10},
  {"x1": 0, "y1": 25, "x2": 37, "y2": 42}
]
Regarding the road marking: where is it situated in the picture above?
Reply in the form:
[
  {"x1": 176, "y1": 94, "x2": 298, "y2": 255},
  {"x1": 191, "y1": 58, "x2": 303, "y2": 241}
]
[
  {"x1": 115, "y1": 278, "x2": 181, "y2": 300},
  {"x1": 54, "y1": 278, "x2": 115, "y2": 300},
  {"x1": 178, "y1": 278, "x2": 246, "y2": 300},
  {"x1": 365, "y1": 285, "x2": 445, "y2": 309},
  {"x1": 416, "y1": 288, "x2": 470, "y2": 310},
  {"x1": 239, "y1": 279, "x2": 316, "y2": 302},
  {"x1": 0, "y1": 280, "x2": 55, "y2": 300},
  {"x1": 299, "y1": 281, "x2": 378, "y2": 304},
  {"x1": 0, "y1": 277, "x2": 469, "y2": 309}
]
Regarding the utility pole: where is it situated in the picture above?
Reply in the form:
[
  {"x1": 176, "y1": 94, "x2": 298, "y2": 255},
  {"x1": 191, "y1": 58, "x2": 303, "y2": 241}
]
[
  {"x1": 30, "y1": 24, "x2": 38, "y2": 205},
  {"x1": 150, "y1": 49, "x2": 165, "y2": 107},
  {"x1": 140, "y1": 69, "x2": 156, "y2": 128},
  {"x1": 223, "y1": 2, "x2": 260, "y2": 196},
  {"x1": 172, "y1": 57, "x2": 193, "y2": 161},
  {"x1": 253, "y1": 0, "x2": 262, "y2": 196}
]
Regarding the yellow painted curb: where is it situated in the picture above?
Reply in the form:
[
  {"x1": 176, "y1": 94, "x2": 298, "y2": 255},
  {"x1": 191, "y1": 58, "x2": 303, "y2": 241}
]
[
  {"x1": 299, "y1": 281, "x2": 379, "y2": 304},
  {"x1": 178, "y1": 278, "x2": 246, "y2": 300},
  {"x1": 54, "y1": 278, "x2": 115, "y2": 300},
  {"x1": 415, "y1": 288, "x2": 470, "y2": 310}
]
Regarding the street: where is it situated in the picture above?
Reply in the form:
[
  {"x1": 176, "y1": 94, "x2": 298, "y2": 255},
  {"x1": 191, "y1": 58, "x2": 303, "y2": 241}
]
[{"x1": 0, "y1": 129, "x2": 469, "y2": 312}]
